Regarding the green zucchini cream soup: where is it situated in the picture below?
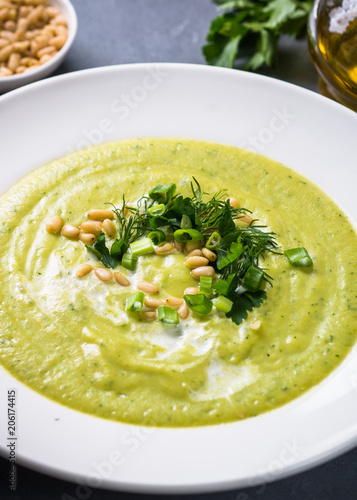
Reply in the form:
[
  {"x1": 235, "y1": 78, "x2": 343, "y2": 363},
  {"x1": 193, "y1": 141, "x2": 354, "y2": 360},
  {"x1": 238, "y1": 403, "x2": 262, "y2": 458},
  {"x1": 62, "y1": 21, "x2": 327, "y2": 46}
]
[{"x1": 1, "y1": 138, "x2": 357, "y2": 427}]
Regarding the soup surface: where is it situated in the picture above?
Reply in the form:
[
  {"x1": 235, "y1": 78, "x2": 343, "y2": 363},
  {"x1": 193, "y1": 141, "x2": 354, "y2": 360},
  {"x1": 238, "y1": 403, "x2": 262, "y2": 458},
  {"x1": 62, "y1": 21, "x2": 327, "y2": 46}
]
[{"x1": 1, "y1": 138, "x2": 357, "y2": 427}]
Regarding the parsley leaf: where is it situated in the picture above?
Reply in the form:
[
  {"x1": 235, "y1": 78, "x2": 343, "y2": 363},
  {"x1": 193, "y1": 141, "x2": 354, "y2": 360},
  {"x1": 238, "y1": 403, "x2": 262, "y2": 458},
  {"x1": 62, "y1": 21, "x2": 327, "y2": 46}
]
[
  {"x1": 227, "y1": 290, "x2": 267, "y2": 325},
  {"x1": 86, "y1": 232, "x2": 122, "y2": 269},
  {"x1": 212, "y1": 274, "x2": 236, "y2": 295},
  {"x1": 166, "y1": 195, "x2": 195, "y2": 221},
  {"x1": 203, "y1": 0, "x2": 313, "y2": 71}
]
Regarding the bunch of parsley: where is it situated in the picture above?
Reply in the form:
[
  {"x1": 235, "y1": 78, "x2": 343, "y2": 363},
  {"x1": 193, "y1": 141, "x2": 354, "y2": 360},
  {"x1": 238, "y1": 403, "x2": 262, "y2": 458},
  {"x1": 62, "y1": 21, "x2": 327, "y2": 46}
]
[{"x1": 203, "y1": 0, "x2": 313, "y2": 70}]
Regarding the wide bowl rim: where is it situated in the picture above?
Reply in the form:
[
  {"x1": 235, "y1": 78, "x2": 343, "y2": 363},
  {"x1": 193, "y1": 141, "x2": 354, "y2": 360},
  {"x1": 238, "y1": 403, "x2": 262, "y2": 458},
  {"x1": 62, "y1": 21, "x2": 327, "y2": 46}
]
[{"x1": 0, "y1": 62, "x2": 357, "y2": 494}]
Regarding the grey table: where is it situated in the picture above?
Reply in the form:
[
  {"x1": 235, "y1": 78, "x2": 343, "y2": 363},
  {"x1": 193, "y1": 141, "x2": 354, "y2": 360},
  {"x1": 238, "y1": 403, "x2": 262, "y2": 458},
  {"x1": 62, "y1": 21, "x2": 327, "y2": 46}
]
[{"x1": 1, "y1": 1, "x2": 356, "y2": 499}]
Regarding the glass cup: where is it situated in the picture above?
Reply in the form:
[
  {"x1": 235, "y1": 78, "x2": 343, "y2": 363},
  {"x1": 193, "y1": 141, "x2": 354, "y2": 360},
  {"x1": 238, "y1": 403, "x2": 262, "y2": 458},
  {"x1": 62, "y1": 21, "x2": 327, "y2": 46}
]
[{"x1": 308, "y1": 0, "x2": 357, "y2": 111}]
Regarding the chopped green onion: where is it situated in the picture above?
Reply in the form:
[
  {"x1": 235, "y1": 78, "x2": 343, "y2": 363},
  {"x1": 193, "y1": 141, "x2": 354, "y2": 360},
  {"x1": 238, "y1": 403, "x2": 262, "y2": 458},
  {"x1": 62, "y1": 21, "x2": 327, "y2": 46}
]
[
  {"x1": 180, "y1": 215, "x2": 192, "y2": 230},
  {"x1": 284, "y1": 247, "x2": 313, "y2": 267},
  {"x1": 205, "y1": 232, "x2": 221, "y2": 250},
  {"x1": 213, "y1": 295, "x2": 233, "y2": 313},
  {"x1": 121, "y1": 252, "x2": 137, "y2": 271},
  {"x1": 130, "y1": 237, "x2": 154, "y2": 257},
  {"x1": 147, "y1": 230, "x2": 166, "y2": 246},
  {"x1": 242, "y1": 265, "x2": 264, "y2": 292},
  {"x1": 158, "y1": 305, "x2": 179, "y2": 324},
  {"x1": 174, "y1": 229, "x2": 204, "y2": 243},
  {"x1": 184, "y1": 293, "x2": 213, "y2": 315},
  {"x1": 126, "y1": 291, "x2": 145, "y2": 311},
  {"x1": 147, "y1": 204, "x2": 166, "y2": 217},
  {"x1": 149, "y1": 183, "x2": 176, "y2": 203},
  {"x1": 200, "y1": 276, "x2": 212, "y2": 295}
]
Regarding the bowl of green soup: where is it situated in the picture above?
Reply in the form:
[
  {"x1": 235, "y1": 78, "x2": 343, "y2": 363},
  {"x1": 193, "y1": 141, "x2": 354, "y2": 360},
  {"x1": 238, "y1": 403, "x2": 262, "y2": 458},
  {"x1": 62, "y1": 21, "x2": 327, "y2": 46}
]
[{"x1": 0, "y1": 63, "x2": 357, "y2": 493}]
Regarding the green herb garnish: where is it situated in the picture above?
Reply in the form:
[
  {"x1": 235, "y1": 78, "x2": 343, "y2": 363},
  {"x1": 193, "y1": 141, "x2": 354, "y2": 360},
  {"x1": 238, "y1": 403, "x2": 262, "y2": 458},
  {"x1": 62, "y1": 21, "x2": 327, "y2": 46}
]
[
  {"x1": 126, "y1": 291, "x2": 145, "y2": 311},
  {"x1": 147, "y1": 230, "x2": 166, "y2": 246},
  {"x1": 80, "y1": 178, "x2": 311, "y2": 326},
  {"x1": 284, "y1": 247, "x2": 313, "y2": 267},
  {"x1": 184, "y1": 294, "x2": 213, "y2": 315},
  {"x1": 200, "y1": 276, "x2": 213, "y2": 296},
  {"x1": 212, "y1": 295, "x2": 233, "y2": 313},
  {"x1": 86, "y1": 231, "x2": 122, "y2": 269},
  {"x1": 130, "y1": 237, "x2": 154, "y2": 257},
  {"x1": 203, "y1": 0, "x2": 312, "y2": 71},
  {"x1": 122, "y1": 252, "x2": 138, "y2": 271},
  {"x1": 158, "y1": 305, "x2": 180, "y2": 325}
]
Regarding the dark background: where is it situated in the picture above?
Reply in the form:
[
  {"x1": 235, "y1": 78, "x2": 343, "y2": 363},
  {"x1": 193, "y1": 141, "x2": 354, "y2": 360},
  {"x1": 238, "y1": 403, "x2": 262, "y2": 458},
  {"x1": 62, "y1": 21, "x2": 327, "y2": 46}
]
[{"x1": 1, "y1": 1, "x2": 357, "y2": 499}]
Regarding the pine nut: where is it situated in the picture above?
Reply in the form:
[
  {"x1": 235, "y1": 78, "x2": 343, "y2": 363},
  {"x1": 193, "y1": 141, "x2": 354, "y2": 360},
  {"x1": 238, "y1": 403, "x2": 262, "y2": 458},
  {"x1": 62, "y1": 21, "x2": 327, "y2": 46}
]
[
  {"x1": 0, "y1": 38, "x2": 9, "y2": 49},
  {"x1": 46, "y1": 7, "x2": 58, "y2": 18},
  {"x1": 114, "y1": 272, "x2": 130, "y2": 287},
  {"x1": 141, "y1": 310, "x2": 157, "y2": 321},
  {"x1": 229, "y1": 197, "x2": 239, "y2": 209},
  {"x1": 54, "y1": 25, "x2": 67, "y2": 37},
  {"x1": 30, "y1": 34, "x2": 48, "y2": 55},
  {"x1": 186, "y1": 249, "x2": 202, "y2": 258},
  {"x1": 7, "y1": 51, "x2": 20, "y2": 71},
  {"x1": 173, "y1": 239, "x2": 184, "y2": 252},
  {"x1": 79, "y1": 232, "x2": 96, "y2": 245},
  {"x1": 76, "y1": 264, "x2": 92, "y2": 278},
  {"x1": 144, "y1": 298, "x2": 165, "y2": 309},
  {"x1": 51, "y1": 14, "x2": 67, "y2": 26},
  {"x1": 15, "y1": 64, "x2": 26, "y2": 73},
  {"x1": 202, "y1": 248, "x2": 217, "y2": 262},
  {"x1": 0, "y1": 66, "x2": 11, "y2": 75},
  {"x1": 19, "y1": 6, "x2": 31, "y2": 19},
  {"x1": 87, "y1": 209, "x2": 114, "y2": 221},
  {"x1": 0, "y1": 43, "x2": 12, "y2": 62},
  {"x1": 39, "y1": 51, "x2": 54, "y2": 64},
  {"x1": 27, "y1": 5, "x2": 47, "y2": 27},
  {"x1": 13, "y1": 40, "x2": 30, "y2": 53},
  {"x1": 46, "y1": 216, "x2": 63, "y2": 234},
  {"x1": 94, "y1": 268, "x2": 113, "y2": 282},
  {"x1": 19, "y1": 56, "x2": 37, "y2": 66},
  {"x1": 0, "y1": 8, "x2": 8, "y2": 23},
  {"x1": 178, "y1": 301, "x2": 189, "y2": 320},
  {"x1": 61, "y1": 224, "x2": 79, "y2": 238},
  {"x1": 80, "y1": 220, "x2": 102, "y2": 236},
  {"x1": 184, "y1": 287, "x2": 199, "y2": 295},
  {"x1": 4, "y1": 20, "x2": 16, "y2": 32},
  {"x1": 43, "y1": 24, "x2": 56, "y2": 36},
  {"x1": 184, "y1": 241, "x2": 201, "y2": 254},
  {"x1": 249, "y1": 320, "x2": 261, "y2": 331},
  {"x1": 24, "y1": 63, "x2": 40, "y2": 71},
  {"x1": 102, "y1": 218, "x2": 116, "y2": 238},
  {"x1": 185, "y1": 256, "x2": 209, "y2": 269},
  {"x1": 154, "y1": 242, "x2": 174, "y2": 255},
  {"x1": 36, "y1": 45, "x2": 55, "y2": 58},
  {"x1": 48, "y1": 34, "x2": 65, "y2": 50},
  {"x1": 165, "y1": 297, "x2": 184, "y2": 308},
  {"x1": 16, "y1": 17, "x2": 29, "y2": 34},
  {"x1": 137, "y1": 281, "x2": 159, "y2": 294},
  {"x1": 237, "y1": 213, "x2": 253, "y2": 225},
  {"x1": 0, "y1": 30, "x2": 15, "y2": 41},
  {"x1": 191, "y1": 266, "x2": 215, "y2": 279}
]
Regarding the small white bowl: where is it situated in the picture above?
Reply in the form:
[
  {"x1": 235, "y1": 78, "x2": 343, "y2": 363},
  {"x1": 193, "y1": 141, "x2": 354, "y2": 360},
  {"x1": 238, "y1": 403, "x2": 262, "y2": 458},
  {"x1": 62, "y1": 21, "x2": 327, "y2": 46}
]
[{"x1": 0, "y1": 0, "x2": 77, "y2": 94}]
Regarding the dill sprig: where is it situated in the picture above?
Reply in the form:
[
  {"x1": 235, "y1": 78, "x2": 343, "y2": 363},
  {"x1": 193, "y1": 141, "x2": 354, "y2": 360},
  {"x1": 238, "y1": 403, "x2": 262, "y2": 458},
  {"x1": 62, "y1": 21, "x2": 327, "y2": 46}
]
[
  {"x1": 107, "y1": 196, "x2": 147, "y2": 244},
  {"x1": 189, "y1": 177, "x2": 252, "y2": 236}
]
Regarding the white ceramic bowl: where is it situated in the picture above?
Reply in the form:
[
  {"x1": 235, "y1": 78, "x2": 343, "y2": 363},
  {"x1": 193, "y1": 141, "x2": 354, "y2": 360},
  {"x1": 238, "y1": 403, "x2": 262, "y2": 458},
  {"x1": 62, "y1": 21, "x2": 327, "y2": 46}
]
[
  {"x1": 0, "y1": 0, "x2": 77, "y2": 94},
  {"x1": 0, "y1": 64, "x2": 357, "y2": 494}
]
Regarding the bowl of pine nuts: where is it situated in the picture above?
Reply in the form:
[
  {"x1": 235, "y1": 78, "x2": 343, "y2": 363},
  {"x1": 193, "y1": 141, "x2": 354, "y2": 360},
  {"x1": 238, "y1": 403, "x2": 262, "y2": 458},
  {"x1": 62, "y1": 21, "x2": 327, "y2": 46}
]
[{"x1": 0, "y1": 0, "x2": 77, "y2": 93}]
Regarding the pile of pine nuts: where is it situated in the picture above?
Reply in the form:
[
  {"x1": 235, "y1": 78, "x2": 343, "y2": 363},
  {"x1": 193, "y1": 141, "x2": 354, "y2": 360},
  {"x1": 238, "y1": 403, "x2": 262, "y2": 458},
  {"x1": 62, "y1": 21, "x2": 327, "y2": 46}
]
[{"x1": 0, "y1": 0, "x2": 68, "y2": 77}]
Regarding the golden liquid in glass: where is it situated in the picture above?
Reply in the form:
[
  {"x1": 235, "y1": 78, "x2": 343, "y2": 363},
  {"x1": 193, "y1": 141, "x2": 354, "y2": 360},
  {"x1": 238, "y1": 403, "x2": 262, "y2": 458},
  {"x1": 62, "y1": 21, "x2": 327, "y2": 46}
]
[{"x1": 308, "y1": 0, "x2": 357, "y2": 111}]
